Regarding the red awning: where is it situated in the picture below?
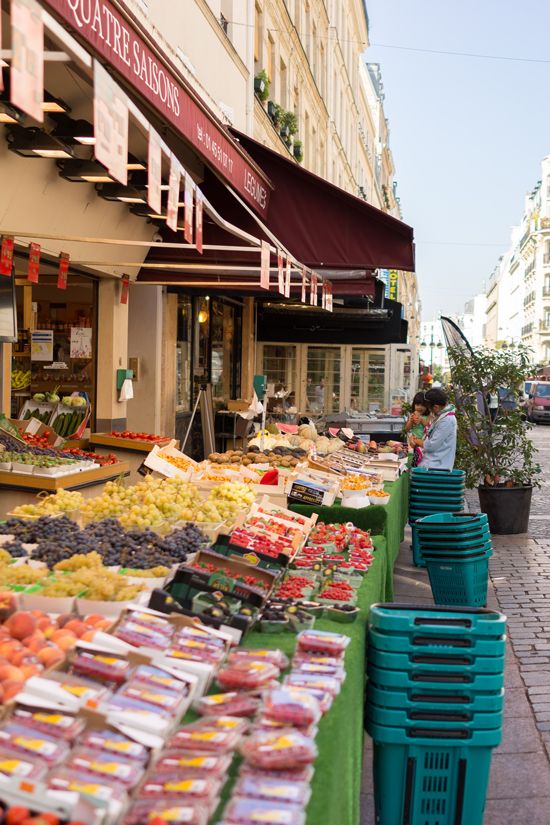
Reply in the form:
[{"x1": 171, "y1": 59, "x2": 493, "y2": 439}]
[{"x1": 231, "y1": 131, "x2": 415, "y2": 273}]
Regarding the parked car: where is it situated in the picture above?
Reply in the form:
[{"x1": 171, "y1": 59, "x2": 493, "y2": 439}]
[{"x1": 526, "y1": 381, "x2": 550, "y2": 423}]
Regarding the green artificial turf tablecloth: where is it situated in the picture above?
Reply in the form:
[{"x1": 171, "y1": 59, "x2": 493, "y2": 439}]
[
  {"x1": 240, "y1": 534, "x2": 388, "y2": 825},
  {"x1": 289, "y1": 470, "x2": 409, "y2": 600}
]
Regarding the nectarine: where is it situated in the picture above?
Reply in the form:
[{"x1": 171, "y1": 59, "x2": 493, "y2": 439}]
[
  {"x1": 5, "y1": 611, "x2": 36, "y2": 641},
  {"x1": 37, "y1": 646, "x2": 63, "y2": 667}
]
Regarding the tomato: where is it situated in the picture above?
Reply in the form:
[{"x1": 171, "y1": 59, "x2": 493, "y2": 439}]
[{"x1": 5, "y1": 807, "x2": 30, "y2": 825}]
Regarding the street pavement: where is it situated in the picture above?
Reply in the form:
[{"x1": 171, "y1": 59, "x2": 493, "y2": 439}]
[{"x1": 361, "y1": 423, "x2": 550, "y2": 823}]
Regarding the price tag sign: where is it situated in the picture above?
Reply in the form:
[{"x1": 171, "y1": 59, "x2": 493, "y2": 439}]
[
  {"x1": 166, "y1": 155, "x2": 180, "y2": 232},
  {"x1": 11, "y1": 0, "x2": 44, "y2": 122},
  {"x1": 277, "y1": 250, "x2": 285, "y2": 295},
  {"x1": 57, "y1": 252, "x2": 69, "y2": 289},
  {"x1": 310, "y1": 273, "x2": 318, "y2": 306},
  {"x1": 27, "y1": 242, "x2": 40, "y2": 283},
  {"x1": 0, "y1": 236, "x2": 14, "y2": 276},
  {"x1": 195, "y1": 189, "x2": 204, "y2": 254},
  {"x1": 260, "y1": 241, "x2": 270, "y2": 290},
  {"x1": 120, "y1": 275, "x2": 130, "y2": 304},
  {"x1": 184, "y1": 173, "x2": 194, "y2": 244},
  {"x1": 147, "y1": 128, "x2": 162, "y2": 215},
  {"x1": 288, "y1": 481, "x2": 325, "y2": 506},
  {"x1": 285, "y1": 259, "x2": 291, "y2": 298}
]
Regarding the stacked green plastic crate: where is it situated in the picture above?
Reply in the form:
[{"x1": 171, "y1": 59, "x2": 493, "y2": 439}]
[{"x1": 366, "y1": 604, "x2": 506, "y2": 825}]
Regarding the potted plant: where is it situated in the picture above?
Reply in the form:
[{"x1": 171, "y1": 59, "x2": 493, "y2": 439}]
[
  {"x1": 293, "y1": 139, "x2": 303, "y2": 162},
  {"x1": 281, "y1": 110, "x2": 298, "y2": 137},
  {"x1": 267, "y1": 101, "x2": 282, "y2": 127},
  {"x1": 254, "y1": 70, "x2": 270, "y2": 102},
  {"x1": 448, "y1": 344, "x2": 540, "y2": 534}
]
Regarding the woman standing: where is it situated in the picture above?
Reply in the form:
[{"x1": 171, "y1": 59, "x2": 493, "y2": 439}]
[{"x1": 410, "y1": 388, "x2": 457, "y2": 470}]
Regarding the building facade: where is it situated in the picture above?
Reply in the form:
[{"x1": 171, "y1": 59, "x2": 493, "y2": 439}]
[
  {"x1": 0, "y1": 0, "x2": 419, "y2": 439},
  {"x1": 482, "y1": 156, "x2": 550, "y2": 366}
]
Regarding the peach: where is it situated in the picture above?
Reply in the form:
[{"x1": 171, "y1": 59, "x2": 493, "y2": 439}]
[
  {"x1": 10, "y1": 649, "x2": 38, "y2": 667},
  {"x1": 5, "y1": 612, "x2": 36, "y2": 641},
  {"x1": 20, "y1": 662, "x2": 41, "y2": 679},
  {"x1": 37, "y1": 646, "x2": 63, "y2": 667},
  {"x1": 85, "y1": 614, "x2": 107, "y2": 626},
  {"x1": 22, "y1": 633, "x2": 47, "y2": 654},
  {"x1": 30, "y1": 609, "x2": 46, "y2": 619},
  {"x1": 3, "y1": 679, "x2": 25, "y2": 701},
  {"x1": 52, "y1": 635, "x2": 77, "y2": 652},
  {"x1": 0, "y1": 664, "x2": 24, "y2": 682},
  {"x1": 37, "y1": 616, "x2": 53, "y2": 633},
  {"x1": 0, "y1": 640, "x2": 18, "y2": 659},
  {"x1": 63, "y1": 619, "x2": 87, "y2": 637},
  {"x1": 80, "y1": 630, "x2": 97, "y2": 642}
]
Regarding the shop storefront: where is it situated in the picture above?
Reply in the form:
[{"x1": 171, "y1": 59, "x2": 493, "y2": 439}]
[{"x1": 12, "y1": 261, "x2": 98, "y2": 425}]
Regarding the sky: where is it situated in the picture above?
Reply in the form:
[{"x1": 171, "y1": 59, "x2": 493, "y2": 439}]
[{"x1": 365, "y1": 0, "x2": 550, "y2": 321}]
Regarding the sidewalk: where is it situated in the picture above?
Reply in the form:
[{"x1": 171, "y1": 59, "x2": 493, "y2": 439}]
[{"x1": 360, "y1": 526, "x2": 550, "y2": 824}]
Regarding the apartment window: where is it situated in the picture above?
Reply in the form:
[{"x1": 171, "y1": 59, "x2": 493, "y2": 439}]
[
  {"x1": 254, "y1": 3, "x2": 262, "y2": 69},
  {"x1": 220, "y1": 0, "x2": 233, "y2": 38},
  {"x1": 545, "y1": 239, "x2": 550, "y2": 265},
  {"x1": 305, "y1": 2, "x2": 311, "y2": 60},
  {"x1": 311, "y1": 21, "x2": 317, "y2": 77},
  {"x1": 319, "y1": 43, "x2": 326, "y2": 98},
  {"x1": 280, "y1": 57, "x2": 288, "y2": 107},
  {"x1": 304, "y1": 110, "x2": 310, "y2": 166},
  {"x1": 266, "y1": 33, "x2": 275, "y2": 82},
  {"x1": 547, "y1": 177, "x2": 550, "y2": 199},
  {"x1": 311, "y1": 126, "x2": 317, "y2": 174}
]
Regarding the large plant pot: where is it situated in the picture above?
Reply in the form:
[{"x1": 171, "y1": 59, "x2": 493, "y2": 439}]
[{"x1": 478, "y1": 485, "x2": 532, "y2": 535}]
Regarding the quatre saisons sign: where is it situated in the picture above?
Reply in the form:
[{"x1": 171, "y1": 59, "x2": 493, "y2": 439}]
[{"x1": 41, "y1": 0, "x2": 271, "y2": 216}]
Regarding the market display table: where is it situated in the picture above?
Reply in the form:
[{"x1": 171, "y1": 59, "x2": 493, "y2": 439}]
[
  {"x1": 215, "y1": 535, "x2": 387, "y2": 825},
  {"x1": 90, "y1": 433, "x2": 175, "y2": 483},
  {"x1": 289, "y1": 470, "x2": 410, "y2": 600},
  {"x1": 0, "y1": 462, "x2": 130, "y2": 492}
]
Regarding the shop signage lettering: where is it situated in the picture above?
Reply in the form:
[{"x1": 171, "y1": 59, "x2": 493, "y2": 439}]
[
  {"x1": 41, "y1": 0, "x2": 271, "y2": 216},
  {"x1": 388, "y1": 269, "x2": 399, "y2": 301},
  {"x1": 0, "y1": 237, "x2": 14, "y2": 277},
  {"x1": 27, "y1": 242, "x2": 41, "y2": 283},
  {"x1": 57, "y1": 252, "x2": 69, "y2": 289}
]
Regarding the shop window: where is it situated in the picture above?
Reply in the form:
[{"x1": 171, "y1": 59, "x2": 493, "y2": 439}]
[
  {"x1": 306, "y1": 346, "x2": 341, "y2": 414},
  {"x1": 211, "y1": 301, "x2": 237, "y2": 402},
  {"x1": 351, "y1": 349, "x2": 385, "y2": 412},
  {"x1": 262, "y1": 345, "x2": 298, "y2": 417},
  {"x1": 176, "y1": 296, "x2": 192, "y2": 412}
]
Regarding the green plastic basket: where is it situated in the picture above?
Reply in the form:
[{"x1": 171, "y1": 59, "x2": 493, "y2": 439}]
[
  {"x1": 367, "y1": 626, "x2": 506, "y2": 657},
  {"x1": 371, "y1": 739, "x2": 494, "y2": 825},
  {"x1": 366, "y1": 683, "x2": 505, "y2": 714},
  {"x1": 368, "y1": 604, "x2": 506, "y2": 637},
  {"x1": 367, "y1": 662, "x2": 505, "y2": 693},
  {"x1": 426, "y1": 556, "x2": 490, "y2": 608},
  {"x1": 367, "y1": 647, "x2": 505, "y2": 675},
  {"x1": 366, "y1": 702, "x2": 503, "y2": 731}
]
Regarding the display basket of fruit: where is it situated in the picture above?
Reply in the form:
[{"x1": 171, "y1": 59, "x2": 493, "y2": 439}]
[
  {"x1": 170, "y1": 548, "x2": 279, "y2": 608},
  {"x1": 118, "y1": 566, "x2": 173, "y2": 590},
  {"x1": 212, "y1": 531, "x2": 292, "y2": 571}
]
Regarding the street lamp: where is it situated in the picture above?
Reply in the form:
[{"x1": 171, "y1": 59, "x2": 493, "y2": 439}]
[{"x1": 420, "y1": 333, "x2": 444, "y2": 373}]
